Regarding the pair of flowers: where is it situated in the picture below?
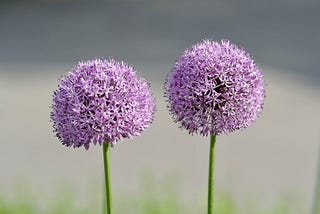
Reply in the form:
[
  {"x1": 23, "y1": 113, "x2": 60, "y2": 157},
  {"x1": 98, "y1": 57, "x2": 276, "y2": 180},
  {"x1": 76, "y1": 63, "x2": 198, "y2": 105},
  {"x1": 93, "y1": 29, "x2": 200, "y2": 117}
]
[
  {"x1": 50, "y1": 39, "x2": 266, "y2": 214},
  {"x1": 51, "y1": 39, "x2": 265, "y2": 148}
]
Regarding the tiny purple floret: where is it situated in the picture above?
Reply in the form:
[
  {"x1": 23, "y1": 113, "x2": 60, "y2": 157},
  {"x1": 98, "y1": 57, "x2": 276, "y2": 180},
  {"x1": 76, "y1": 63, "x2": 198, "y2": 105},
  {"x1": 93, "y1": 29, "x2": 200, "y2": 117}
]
[
  {"x1": 51, "y1": 58, "x2": 156, "y2": 149},
  {"x1": 165, "y1": 39, "x2": 266, "y2": 136}
]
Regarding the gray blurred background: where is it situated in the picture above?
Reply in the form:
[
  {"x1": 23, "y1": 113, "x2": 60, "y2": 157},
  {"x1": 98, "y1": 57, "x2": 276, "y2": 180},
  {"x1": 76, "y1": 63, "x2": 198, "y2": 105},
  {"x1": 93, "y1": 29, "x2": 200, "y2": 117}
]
[{"x1": 0, "y1": 0, "x2": 319, "y2": 212}]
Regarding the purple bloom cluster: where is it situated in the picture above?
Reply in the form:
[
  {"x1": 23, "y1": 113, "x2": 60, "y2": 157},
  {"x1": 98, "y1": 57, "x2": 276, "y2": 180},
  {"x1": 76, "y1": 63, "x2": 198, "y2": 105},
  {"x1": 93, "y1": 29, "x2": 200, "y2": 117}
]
[
  {"x1": 165, "y1": 39, "x2": 265, "y2": 136},
  {"x1": 51, "y1": 58, "x2": 156, "y2": 149}
]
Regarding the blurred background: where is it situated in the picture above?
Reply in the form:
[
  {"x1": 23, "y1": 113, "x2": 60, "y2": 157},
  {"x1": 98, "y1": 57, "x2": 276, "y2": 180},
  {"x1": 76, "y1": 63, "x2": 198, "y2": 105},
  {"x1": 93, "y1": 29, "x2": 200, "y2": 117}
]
[{"x1": 0, "y1": 0, "x2": 319, "y2": 213}]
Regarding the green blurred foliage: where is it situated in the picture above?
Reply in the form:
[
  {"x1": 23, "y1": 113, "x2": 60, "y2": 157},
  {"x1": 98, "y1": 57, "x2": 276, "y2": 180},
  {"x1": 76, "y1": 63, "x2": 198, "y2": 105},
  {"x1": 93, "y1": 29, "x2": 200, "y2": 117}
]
[
  {"x1": 0, "y1": 192, "x2": 301, "y2": 214},
  {"x1": 0, "y1": 176, "x2": 302, "y2": 214}
]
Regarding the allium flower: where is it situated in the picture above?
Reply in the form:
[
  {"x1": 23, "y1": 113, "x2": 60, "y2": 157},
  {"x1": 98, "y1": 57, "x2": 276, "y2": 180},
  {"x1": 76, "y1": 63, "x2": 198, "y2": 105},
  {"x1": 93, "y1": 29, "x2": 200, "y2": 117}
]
[
  {"x1": 51, "y1": 58, "x2": 156, "y2": 149},
  {"x1": 165, "y1": 39, "x2": 265, "y2": 136}
]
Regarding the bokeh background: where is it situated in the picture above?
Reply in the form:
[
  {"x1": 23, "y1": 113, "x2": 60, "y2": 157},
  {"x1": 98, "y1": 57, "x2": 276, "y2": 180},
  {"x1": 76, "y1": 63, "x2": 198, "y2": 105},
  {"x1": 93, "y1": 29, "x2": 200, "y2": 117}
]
[{"x1": 0, "y1": 0, "x2": 319, "y2": 213}]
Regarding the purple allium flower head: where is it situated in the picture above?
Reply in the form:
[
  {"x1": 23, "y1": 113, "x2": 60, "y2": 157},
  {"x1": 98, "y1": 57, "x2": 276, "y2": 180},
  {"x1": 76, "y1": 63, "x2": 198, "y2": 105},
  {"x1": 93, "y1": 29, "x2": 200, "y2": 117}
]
[
  {"x1": 165, "y1": 39, "x2": 266, "y2": 136},
  {"x1": 51, "y1": 58, "x2": 156, "y2": 149}
]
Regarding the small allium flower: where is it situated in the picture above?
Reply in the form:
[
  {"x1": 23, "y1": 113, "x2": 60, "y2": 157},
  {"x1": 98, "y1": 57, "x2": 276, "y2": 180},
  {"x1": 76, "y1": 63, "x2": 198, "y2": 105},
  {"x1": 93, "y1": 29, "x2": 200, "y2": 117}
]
[
  {"x1": 51, "y1": 58, "x2": 156, "y2": 149},
  {"x1": 165, "y1": 39, "x2": 266, "y2": 136}
]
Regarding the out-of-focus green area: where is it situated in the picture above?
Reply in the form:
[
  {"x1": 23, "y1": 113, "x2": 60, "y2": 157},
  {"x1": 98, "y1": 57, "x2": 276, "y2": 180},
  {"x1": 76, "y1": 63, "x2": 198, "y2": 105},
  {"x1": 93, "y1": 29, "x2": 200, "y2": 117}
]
[
  {"x1": 0, "y1": 191, "x2": 302, "y2": 214},
  {"x1": 0, "y1": 176, "x2": 303, "y2": 214}
]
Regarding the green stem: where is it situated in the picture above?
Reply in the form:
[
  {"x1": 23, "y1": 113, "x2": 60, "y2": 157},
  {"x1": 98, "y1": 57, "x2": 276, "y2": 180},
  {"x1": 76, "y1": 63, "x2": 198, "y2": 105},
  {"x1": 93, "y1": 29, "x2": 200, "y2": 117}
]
[
  {"x1": 208, "y1": 135, "x2": 216, "y2": 214},
  {"x1": 103, "y1": 142, "x2": 113, "y2": 214}
]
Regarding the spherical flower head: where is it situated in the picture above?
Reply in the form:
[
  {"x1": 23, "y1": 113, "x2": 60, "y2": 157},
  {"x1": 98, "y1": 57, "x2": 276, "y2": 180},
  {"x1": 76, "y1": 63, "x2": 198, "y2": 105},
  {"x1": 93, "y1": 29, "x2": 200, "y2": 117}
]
[
  {"x1": 51, "y1": 58, "x2": 156, "y2": 149},
  {"x1": 165, "y1": 39, "x2": 266, "y2": 136}
]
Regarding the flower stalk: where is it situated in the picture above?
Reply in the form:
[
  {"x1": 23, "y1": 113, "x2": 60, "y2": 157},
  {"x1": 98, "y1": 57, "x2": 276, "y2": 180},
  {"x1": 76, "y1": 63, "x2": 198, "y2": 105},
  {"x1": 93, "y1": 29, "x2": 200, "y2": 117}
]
[
  {"x1": 165, "y1": 39, "x2": 265, "y2": 214},
  {"x1": 51, "y1": 59, "x2": 155, "y2": 214},
  {"x1": 103, "y1": 142, "x2": 112, "y2": 214},
  {"x1": 208, "y1": 135, "x2": 216, "y2": 214}
]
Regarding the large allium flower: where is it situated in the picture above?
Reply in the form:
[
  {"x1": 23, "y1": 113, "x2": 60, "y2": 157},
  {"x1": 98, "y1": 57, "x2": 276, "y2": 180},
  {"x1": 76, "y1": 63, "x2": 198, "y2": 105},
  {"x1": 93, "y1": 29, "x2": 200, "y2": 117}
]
[
  {"x1": 165, "y1": 39, "x2": 265, "y2": 136},
  {"x1": 51, "y1": 58, "x2": 156, "y2": 149}
]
